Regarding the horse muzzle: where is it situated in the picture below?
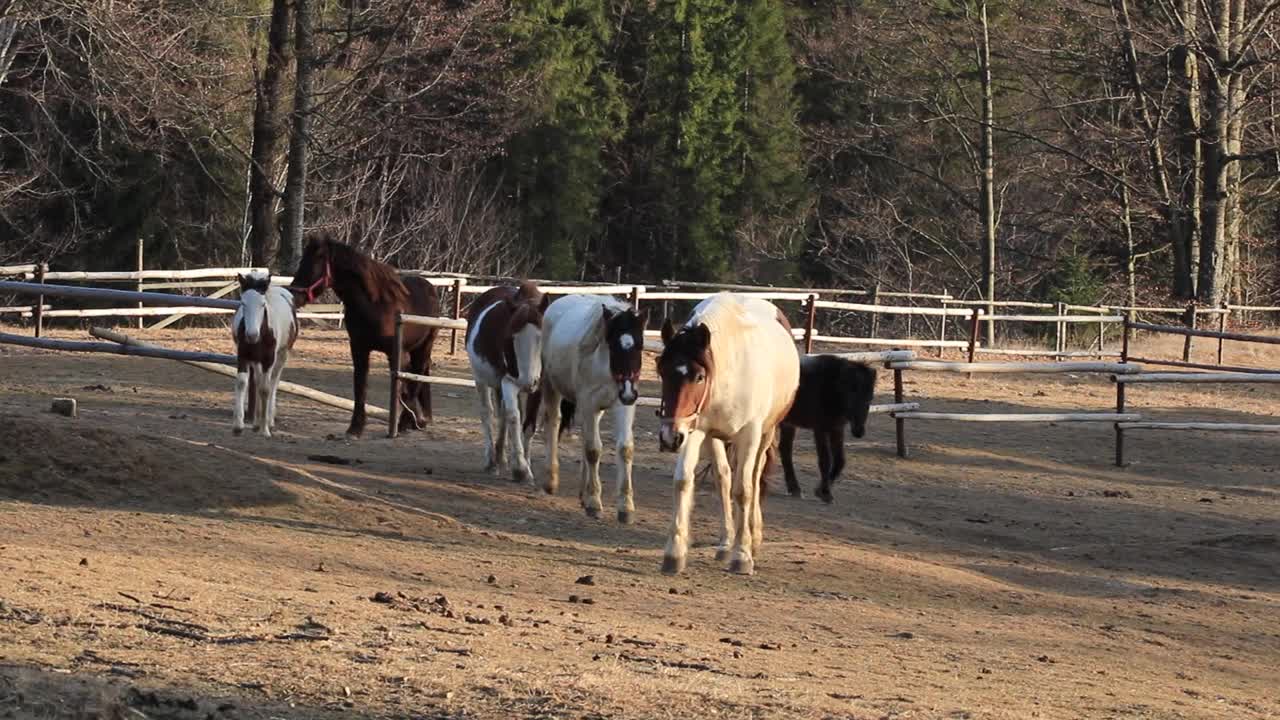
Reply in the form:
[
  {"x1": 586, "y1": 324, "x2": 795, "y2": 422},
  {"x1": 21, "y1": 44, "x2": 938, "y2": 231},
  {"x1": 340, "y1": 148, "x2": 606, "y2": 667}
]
[
  {"x1": 658, "y1": 422, "x2": 685, "y2": 452},
  {"x1": 616, "y1": 378, "x2": 638, "y2": 406}
]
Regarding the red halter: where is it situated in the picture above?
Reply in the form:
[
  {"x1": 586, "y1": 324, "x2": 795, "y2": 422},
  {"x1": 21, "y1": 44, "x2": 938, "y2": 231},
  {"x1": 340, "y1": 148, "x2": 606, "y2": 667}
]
[{"x1": 302, "y1": 260, "x2": 332, "y2": 305}]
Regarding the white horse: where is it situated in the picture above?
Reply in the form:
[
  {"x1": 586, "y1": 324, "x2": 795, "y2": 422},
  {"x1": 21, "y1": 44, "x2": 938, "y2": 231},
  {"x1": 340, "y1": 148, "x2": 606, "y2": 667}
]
[
  {"x1": 232, "y1": 271, "x2": 298, "y2": 437},
  {"x1": 656, "y1": 292, "x2": 799, "y2": 575},
  {"x1": 530, "y1": 294, "x2": 648, "y2": 523}
]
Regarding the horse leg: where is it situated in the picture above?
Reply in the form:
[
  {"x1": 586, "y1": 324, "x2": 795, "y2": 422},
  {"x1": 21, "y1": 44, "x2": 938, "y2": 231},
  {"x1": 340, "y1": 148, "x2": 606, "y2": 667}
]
[
  {"x1": 254, "y1": 364, "x2": 272, "y2": 437},
  {"x1": 346, "y1": 344, "x2": 371, "y2": 439},
  {"x1": 418, "y1": 340, "x2": 434, "y2": 424},
  {"x1": 400, "y1": 345, "x2": 428, "y2": 431},
  {"x1": 709, "y1": 437, "x2": 733, "y2": 561},
  {"x1": 815, "y1": 430, "x2": 834, "y2": 503},
  {"x1": 662, "y1": 428, "x2": 706, "y2": 575},
  {"x1": 750, "y1": 427, "x2": 776, "y2": 555},
  {"x1": 232, "y1": 363, "x2": 249, "y2": 435},
  {"x1": 779, "y1": 424, "x2": 801, "y2": 498},
  {"x1": 542, "y1": 385, "x2": 563, "y2": 495},
  {"x1": 728, "y1": 424, "x2": 764, "y2": 575},
  {"x1": 580, "y1": 409, "x2": 605, "y2": 519},
  {"x1": 818, "y1": 425, "x2": 845, "y2": 504},
  {"x1": 475, "y1": 384, "x2": 499, "y2": 473},
  {"x1": 612, "y1": 402, "x2": 637, "y2": 524},
  {"x1": 501, "y1": 378, "x2": 532, "y2": 484},
  {"x1": 493, "y1": 387, "x2": 507, "y2": 470},
  {"x1": 265, "y1": 351, "x2": 287, "y2": 435}
]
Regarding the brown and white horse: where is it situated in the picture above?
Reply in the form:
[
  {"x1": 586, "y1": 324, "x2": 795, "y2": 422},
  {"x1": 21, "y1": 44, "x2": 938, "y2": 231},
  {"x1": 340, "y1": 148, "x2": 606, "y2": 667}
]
[
  {"x1": 465, "y1": 281, "x2": 550, "y2": 483},
  {"x1": 656, "y1": 292, "x2": 799, "y2": 575},
  {"x1": 232, "y1": 271, "x2": 298, "y2": 437}
]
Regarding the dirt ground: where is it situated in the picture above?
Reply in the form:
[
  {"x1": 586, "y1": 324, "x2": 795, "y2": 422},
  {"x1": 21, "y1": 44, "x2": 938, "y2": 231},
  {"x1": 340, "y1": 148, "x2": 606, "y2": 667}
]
[{"x1": 0, "y1": 322, "x2": 1277, "y2": 720}]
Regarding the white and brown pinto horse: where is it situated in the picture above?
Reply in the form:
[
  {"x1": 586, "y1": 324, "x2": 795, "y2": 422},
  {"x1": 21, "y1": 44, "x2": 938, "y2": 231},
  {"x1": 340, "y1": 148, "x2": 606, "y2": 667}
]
[
  {"x1": 657, "y1": 292, "x2": 799, "y2": 575},
  {"x1": 231, "y1": 271, "x2": 298, "y2": 437},
  {"x1": 527, "y1": 294, "x2": 648, "y2": 522},
  {"x1": 465, "y1": 281, "x2": 550, "y2": 483}
]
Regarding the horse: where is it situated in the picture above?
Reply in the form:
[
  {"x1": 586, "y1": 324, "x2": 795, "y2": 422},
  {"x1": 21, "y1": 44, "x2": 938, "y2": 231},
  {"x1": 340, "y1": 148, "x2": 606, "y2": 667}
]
[
  {"x1": 231, "y1": 271, "x2": 298, "y2": 437},
  {"x1": 465, "y1": 281, "x2": 550, "y2": 483},
  {"x1": 288, "y1": 235, "x2": 441, "y2": 439},
  {"x1": 778, "y1": 355, "x2": 878, "y2": 503},
  {"x1": 525, "y1": 294, "x2": 648, "y2": 523},
  {"x1": 656, "y1": 292, "x2": 800, "y2": 576}
]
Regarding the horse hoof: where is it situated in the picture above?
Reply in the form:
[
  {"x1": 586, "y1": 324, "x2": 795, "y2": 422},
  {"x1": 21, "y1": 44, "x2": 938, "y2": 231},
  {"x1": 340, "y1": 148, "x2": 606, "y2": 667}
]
[
  {"x1": 616, "y1": 510, "x2": 634, "y2": 525},
  {"x1": 345, "y1": 431, "x2": 362, "y2": 441},
  {"x1": 728, "y1": 556, "x2": 755, "y2": 575},
  {"x1": 232, "y1": 427, "x2": 243, "y2": 436},
  {"x1": 511, "y1": 467, "x2": 531, "y2": 484},
  {"x1": 542, "y1": 483, "x2": 558, "y2": 496},
  {"x1": 714, "y1": 548, "x2": 730, "y2": 562},
  {"x1": 787, "y1": 487, "x2": 804, "y2": 499},
  {"x1": 661, "y1": 555, "x2": 686, "y2": 575},
  {"x1": 583, "y1": 505, "x2": 601, "y2": 519},
  {"x1": 816, "y1": 487, "x2": 834, "y2": 504}
]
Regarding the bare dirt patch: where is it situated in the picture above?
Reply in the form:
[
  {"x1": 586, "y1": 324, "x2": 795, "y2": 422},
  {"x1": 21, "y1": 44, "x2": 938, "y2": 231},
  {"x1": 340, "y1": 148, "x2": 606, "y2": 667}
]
[{"x1": 1, "y1": 324, "x2": 1277, "y2": 719}]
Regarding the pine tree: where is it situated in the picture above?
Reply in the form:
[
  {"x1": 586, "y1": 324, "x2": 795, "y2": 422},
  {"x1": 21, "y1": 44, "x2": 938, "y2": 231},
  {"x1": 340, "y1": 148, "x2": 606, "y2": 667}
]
[{"x1": 507, "y1": 0, "x2": 626, "y2": 278}]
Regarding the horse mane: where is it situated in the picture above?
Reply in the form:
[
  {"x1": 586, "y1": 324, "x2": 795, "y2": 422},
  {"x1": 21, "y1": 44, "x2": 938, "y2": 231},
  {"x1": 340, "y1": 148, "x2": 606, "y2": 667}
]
[{"x1": 328, "y1": 240, "x2": 410, "y2": 306}]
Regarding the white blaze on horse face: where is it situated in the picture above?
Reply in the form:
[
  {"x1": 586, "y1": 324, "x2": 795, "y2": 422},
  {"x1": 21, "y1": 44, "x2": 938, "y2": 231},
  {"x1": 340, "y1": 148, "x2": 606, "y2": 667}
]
[
  {"x1": 239, "y1": 291, "x2": 266, "y2": 344},
  {"x1": 512, "y1": 323, "x2": 542, "y2": 389},
  {"x1": 619, "y1": 333, "x2": 635, "y2": 351}
]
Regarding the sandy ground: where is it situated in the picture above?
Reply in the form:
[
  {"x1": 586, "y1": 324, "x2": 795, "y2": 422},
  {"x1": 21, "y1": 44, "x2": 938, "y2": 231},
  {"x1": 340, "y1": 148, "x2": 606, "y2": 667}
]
[{"x1": 0, "y1": 322, "x2": 1277, "y2": 720}]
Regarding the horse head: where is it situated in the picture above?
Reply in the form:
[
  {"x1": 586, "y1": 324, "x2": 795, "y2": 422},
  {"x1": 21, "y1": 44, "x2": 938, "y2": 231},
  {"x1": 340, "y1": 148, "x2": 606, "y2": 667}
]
[
  {"x1": 236, "y1": 271, "x2": 273, "y2": 345},
  {"x1": 506, "y1": 294, "x2": 548, "y2": 391},
  {"x1": 603, "y1": 305, "x2": 649, "y2": 406},
  {"x1": 288, "y1": 236, "x2": 334, "y2": 306},
  {"x1": 655, "y1": 319, "x2": 713, "y2": 452},
  {"x1": 840, "y1": 360, "x2": 878, "y2": 438}
]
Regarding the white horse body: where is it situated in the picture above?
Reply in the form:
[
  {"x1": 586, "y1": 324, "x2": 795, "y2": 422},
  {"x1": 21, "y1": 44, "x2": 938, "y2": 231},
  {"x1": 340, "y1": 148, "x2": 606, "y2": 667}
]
[
  {"x1": 232, "y1": 274, "x2": 298, "y2": 437},
  {"x1": 661, "y1": 292, "x2": 799, "y2": 575},
  {"x1": 538, "y1": 294, "x2": 638, "y2": 522}
]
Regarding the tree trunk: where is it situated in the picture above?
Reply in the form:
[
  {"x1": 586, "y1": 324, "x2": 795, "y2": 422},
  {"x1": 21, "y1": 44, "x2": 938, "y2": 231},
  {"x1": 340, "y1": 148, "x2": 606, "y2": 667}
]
[
  {"x1": 1172, "y1": 0, "x2": 1201, "y2": 298},
  {"x1": 1224, "y1": 0, "x2": 1246, "y2": 306},
  {"x1": 281, "y1": 0, "x2": 314, "y2": 270},
  {"x1": 246, "y1": 0, "x2": 293, "y2": 269},
  {"x1": 1121, "y1": 181, "x2": 1137, "y2": 308},
  {"x1": 978, "y1": 0, "x2": 997, "y2": 346},
  {"x1": 1197, "y1": 0, "x2": 1232, "y2": 307}
]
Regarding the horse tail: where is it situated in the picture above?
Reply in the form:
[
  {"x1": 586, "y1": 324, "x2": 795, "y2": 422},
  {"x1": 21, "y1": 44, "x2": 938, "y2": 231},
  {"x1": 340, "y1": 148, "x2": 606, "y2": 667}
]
[{"x1": 558, "y1": 399, "x2": 575, "y2": 437}]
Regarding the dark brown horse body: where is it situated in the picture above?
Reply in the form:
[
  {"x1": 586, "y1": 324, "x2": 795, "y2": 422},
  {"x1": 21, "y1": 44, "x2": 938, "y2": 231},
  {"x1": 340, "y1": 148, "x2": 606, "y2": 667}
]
[
  {"x1": 778, "y1": 355, "x2": 877, "y2": 503},
  {"x1": 289, "y1": 236, "x2": 441, "y2": 438}
]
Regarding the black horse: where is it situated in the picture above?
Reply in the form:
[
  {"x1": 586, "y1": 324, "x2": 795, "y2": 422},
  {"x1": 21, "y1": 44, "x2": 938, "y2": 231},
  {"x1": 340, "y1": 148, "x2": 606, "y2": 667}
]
[
  {"x1": 289, "y1": 235, "x2": 441, "y2": 438},
  {"x1": 778, "y1": 355, "x2": 878, "y2": 503}
]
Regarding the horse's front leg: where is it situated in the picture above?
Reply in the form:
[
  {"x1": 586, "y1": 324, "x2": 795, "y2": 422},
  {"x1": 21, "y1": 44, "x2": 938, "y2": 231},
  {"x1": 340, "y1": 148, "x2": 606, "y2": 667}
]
[
  {"x1": 232, "y1": 364, "x2": 249, "y2": 435},
  {"x1": 501, "y1": 378, "x2": 532, "y2": 484},
  {"x1": 346, "y1": 345, "x2": 371, "y2": 439},
  {"x1": 265, "y1": 351, "x2": 288, "y2": 435},
  {"x1": 779, "y1": 424, "x2": 801, "y2": 497},
  {"x1": 815, "y1": 429, "x2": 834, "y2": 503},
  {"x1": 541, "y1": 386, "x2": 563, "y2": 495},
  {"x1": 580, "y1": 409, "x2": 605, "y2": 518},
  {"x1": 728, "y1": 424, "x2": 764, "y2": 575},
  {"x1": 662, "y1": 428, "x2": 706, "y2": 575},
  {"x1": 254, "y1": 365, "x2": 272, "y2": 437},
  {"x1": 612, "y1": 402, "x2": 637, "y2": 524},
  {"x1": 708, "y1": 438, "x2": 733, "y2": 560}
]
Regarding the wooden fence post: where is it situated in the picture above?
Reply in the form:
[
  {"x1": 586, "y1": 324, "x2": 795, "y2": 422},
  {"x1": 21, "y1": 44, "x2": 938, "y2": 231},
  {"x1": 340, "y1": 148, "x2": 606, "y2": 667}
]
[
  {"x1": 33, "y1": 263, "x2": 45, "y2": 338},
  {"x1": 629, "y1": 285, "x2": 641, "y2": 313},
  {"x1": 1098, "y1": 311, "x2": 1107, "y2": 357},
  {"x1": 893, "y1": 365, "x2": 907, "y2": 458},
  {"x1": 136, "y1": 238, "x2": 145, "y2": 330},
  {"x1": 937, "y1": 296, "x2": 948, "y2": 358},
  {"x1": 869, "y1": 284, "x2": 880, "y2": 340},
  {"x1": 1217, "y1": 306, "x2": 1229, "y2": 366},
  {"x1": 1055, "y1": 302, "x2": 1066, "y2": 359},
  {"x1": 803, "y1": 294, "x2": 817, "y2": 354},
  {"x1": 450, "y1": 278, "x2": 464, "y2": 355},
  {"x1": 1182, "y1": 303, "x2": 1197, "y2": 362},
  {"x1": 967, "y1": 307, "x2": 981, "y2": 361},
  {"x1": 1115, "y1": 317, "x2": 1132, "y2": 467},
  {"x1": 389, "y1": 312, "x2": 403, "y2": 439}
]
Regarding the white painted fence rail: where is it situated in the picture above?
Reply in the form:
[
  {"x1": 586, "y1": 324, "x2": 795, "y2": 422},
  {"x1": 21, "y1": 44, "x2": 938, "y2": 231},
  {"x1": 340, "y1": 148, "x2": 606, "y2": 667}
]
[
  {"x1": 814, "y1": 300, "x2": 977, "y2": 317},
  {"x1": 0, "y1": 280, "x2": 241, "y2": 309},
  {"x1": 890, "y1": 360, "x2": 1141, "y2": 374},
  {"x1": 1114, "y1": 372, "x2": 1280, "y2": 384},
  {"x1": 893, "y1": 411, "x2": 1141, "y2": 423}
]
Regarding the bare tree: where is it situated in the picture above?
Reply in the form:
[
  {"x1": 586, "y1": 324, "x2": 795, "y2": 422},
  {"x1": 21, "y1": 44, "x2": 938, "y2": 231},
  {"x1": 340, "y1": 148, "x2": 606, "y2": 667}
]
[
  {"x1": 280, "y1": 0, "x2": 314, "y2": 270},
  {"x1": 246, "y1": 0, "x2": 293, "y2": 269}
]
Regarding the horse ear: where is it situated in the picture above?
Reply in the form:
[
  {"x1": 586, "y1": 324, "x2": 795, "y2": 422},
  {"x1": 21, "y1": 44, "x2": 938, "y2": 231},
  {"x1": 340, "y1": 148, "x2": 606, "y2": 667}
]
[
  {"x1": 691, "y1": 324, "x2": 711, "y2": 349},
  {"x1": 601, "y1": 305, "x2": 616, "y2": 327},
  {"x1": 237, "y1": 273, "x2": 249, "y2": 291},
  {"x1": 660, "y1": 317, "x2": 676, "y2": 345},
  {"x1": 538, "y1": 293, "x2": 551, "y2": 314}
]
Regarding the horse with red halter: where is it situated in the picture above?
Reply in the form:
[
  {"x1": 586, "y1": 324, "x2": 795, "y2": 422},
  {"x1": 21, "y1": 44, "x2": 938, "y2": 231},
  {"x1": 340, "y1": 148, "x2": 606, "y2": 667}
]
[
  {"x1": 656, "y1": 292, "x2": 800, "y2": 576},
  {"x1": 465, "y1": 281, "x2": 550, "y2": 483},
  {"x1": 288, "y1": 234, "x2": 441, "y2": 439}
]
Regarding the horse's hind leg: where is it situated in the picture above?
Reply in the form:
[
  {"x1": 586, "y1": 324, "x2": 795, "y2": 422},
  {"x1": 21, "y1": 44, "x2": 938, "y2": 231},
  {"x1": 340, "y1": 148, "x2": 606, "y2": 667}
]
[
  {"x1": 709, "y1": 438, "x2": 733, "y2": 561},
  {"x1": 749, "y1": 427, "x2": 775, "y2": 556},
  {"x1": 542, "y1": 386, "x2": 563, "y2": 495},
  {"x1": 779, "y1": 424, "x2": 801, "y2": 497},
  {"x1": 265, "y1": 350, "x2": 288, "y2": 434},
  {"x1": 815, "y1": 430, "x2": 834, "y2": 503},
  {"x1": 346, "y1": 344, "x2": 371, "y2": 439},
  {"x1": 612, "y1": 402, "x2": 637, "y2": 524},
  {"x1": 475, "y1": 384, "x2": 499, "y2": 474},
  {"x1": 254, "y1": 364, "x2": 272, "y2": 437}
]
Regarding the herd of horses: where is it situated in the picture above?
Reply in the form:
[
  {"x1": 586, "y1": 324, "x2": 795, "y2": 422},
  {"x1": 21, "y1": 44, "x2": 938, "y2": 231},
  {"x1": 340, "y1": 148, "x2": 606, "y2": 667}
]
[{"x1": 231, "y1": 235, "x2": 878, "y2": 576}]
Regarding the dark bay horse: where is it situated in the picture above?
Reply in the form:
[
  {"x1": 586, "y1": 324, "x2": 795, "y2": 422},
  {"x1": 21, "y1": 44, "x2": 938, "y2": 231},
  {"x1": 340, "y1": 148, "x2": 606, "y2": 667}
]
[
  {"x1": 289, "y1": 235, "x2": 441, "y2": 439},
  {"x1": 778, "y1": 355, "x2": 877, "y2": 503}
]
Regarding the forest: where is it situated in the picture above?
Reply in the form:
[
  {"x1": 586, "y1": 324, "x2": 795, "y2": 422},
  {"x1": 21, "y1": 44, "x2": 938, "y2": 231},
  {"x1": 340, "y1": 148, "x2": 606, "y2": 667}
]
[{"x1": 2, "y1": 0, "x2": 1279, "y2": 308}]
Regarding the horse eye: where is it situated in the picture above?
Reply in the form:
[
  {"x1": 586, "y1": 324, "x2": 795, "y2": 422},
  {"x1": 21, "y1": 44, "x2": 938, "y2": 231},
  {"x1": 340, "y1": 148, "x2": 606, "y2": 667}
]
[{"x1": 694, "y1": 373, "x2": 705, "y2": 384}]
